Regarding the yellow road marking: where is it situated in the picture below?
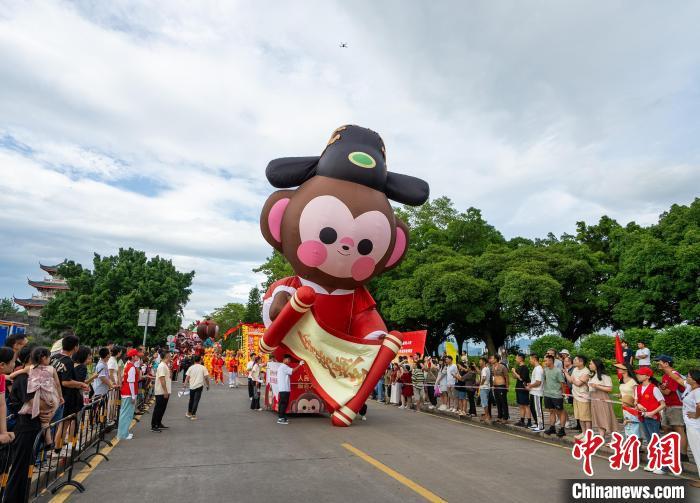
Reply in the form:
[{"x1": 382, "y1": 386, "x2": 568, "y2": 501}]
[{"x1": 342, "y1": 442, "x2": 447, "y2": 503}]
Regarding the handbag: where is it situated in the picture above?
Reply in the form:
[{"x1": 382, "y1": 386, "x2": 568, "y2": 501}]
[{"x1": 434, "y1": 384, "x2": 441, "y2": 397}]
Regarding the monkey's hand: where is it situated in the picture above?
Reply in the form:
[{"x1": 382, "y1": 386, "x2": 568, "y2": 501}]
[{"x1": 269, "y1": 291, "x2": 292, "y2": 322}]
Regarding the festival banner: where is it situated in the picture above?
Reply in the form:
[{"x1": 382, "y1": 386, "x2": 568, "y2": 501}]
[
  {"x1": 397, "y1": 330, "x2": 427, "y2": 357},
  {"x1": 281, "y1": 312, "x2": 382, "y2": 410},
  {"x1": 266, "y1": 361, "x2": 280, "y2": 396},
  {"x1": 444, "y1": 334, "x2": 458, "y2": 360},
  {"x1": 241, "y1": 323, "x2": 267, "y2": 370}
]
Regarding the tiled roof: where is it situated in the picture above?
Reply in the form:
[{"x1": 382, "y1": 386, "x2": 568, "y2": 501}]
[
  {"x1": 13, "y1": 297, "x2": 49, "y2": 307},
  {"x1": 40, "y1": 262, "x2": 63, "y2": 274},
  {"x1": 28, "y1": 280, "x2": 68, "y2": 290}
]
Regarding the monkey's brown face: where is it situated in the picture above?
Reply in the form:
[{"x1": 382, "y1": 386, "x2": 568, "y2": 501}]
[
  {"x1": 261, "y1": 177, "x2": 409, "y2": 290},
  {"x1": 296, "y1": 194, "x2": 391, "y2": 281}
]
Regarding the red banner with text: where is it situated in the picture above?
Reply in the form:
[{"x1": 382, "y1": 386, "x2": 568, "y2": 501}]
[{"x1": 397, "y1": 330, "x2": 427, "y2": 357}]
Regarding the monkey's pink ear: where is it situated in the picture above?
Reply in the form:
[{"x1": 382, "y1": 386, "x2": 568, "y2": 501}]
[
  {"x1": 384, "y1": 219, "x2": 409, "y2": 270},
  {"x1": 260, "y1": 190, "x2": 294, "y2": 251}
]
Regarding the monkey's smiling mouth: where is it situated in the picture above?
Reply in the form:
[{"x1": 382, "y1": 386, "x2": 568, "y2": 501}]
[{"x1": 336, "y1": 250, "x2": 351, "y2": 256}]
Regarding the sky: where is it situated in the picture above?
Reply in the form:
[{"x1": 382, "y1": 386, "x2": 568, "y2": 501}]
[{"x1": 1, "y1": 1, "x2": 699, "y2": 326}]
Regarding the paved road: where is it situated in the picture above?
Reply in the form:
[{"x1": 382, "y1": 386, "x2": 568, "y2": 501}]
[{"x1": 62, "y1": 381, "x2": 690, "y2": 503}]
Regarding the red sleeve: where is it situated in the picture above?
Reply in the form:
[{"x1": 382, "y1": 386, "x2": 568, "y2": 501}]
[
  {"x1": 0, "y1": 374, "x2": 5, "y2": 393},
  {"x1": 350, "y1": 307, "x2": 388, "y2": 338}
]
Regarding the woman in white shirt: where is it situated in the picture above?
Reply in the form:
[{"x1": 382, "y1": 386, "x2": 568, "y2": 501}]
[{"x1": 683, "y1": 369, "x2": 700, "y2": 488}]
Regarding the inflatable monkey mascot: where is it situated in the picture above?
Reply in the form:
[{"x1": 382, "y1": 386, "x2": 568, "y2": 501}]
[{"x1": 259, "y1": 125, "x2": 429, "y2": 426}]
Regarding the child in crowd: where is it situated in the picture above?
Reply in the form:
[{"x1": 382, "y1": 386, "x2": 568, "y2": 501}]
[{"x1": 19, "y1": 346, "x2": 63, "y2": 446}]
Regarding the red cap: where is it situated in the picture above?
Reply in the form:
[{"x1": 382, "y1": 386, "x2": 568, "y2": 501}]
[
  {"x1": 126, "y1": 348, "x2": 139, "y2": 358},
  {"x1": 635, "y1": 367, "x2": 654, "y2": 377}
]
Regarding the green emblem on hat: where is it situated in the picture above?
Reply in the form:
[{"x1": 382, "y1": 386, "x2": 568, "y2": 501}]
[{"x1": 348, "y1": 151, "x2": 376, "y2": 169}]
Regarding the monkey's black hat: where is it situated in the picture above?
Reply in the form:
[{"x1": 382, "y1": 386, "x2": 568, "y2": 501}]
[{"x1": 265, "y1": 125, "x2": 430, "y2": 206}]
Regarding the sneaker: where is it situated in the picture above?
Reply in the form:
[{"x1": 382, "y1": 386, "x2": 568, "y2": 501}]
[
  {"x1": 158, "y1": 424, "x2": 169, "y2": 429},
  {"x1": 257, "y1": 408, "x2": 263, "y2": 411},
  {"x1": 438, "y1": 404, "x2": 447, "y2": 411},
  {"x1": 556, "y1": 428, "x2": 566, "y2": 437},
  {"x1": 126, "y1": 433, "x2": 134, "y2": 440},
  {"x1": 652, "y1": 468, "x2": 665, "y2": 475},
  {"x1": 545, "y1": 426, "x2": 556, "y2": 435},
  {"x1": 185, "y1": 413, "x2": 192, "y2": 418},
  {"x1": 531, "y1": 427, "x2": 545, "y2": 433},
  {"x1": 361, "y1": 416, "x2": 367, "y2": 421},
  {"x1": 428, "y1": 405, "x2": 435, "y2": 410},
  {"x1": 190, "y1": 416, "x2": 197, "y2": 421},
  {"x1": 150, "y1": 427, "x2": 161, "y2": 433},
  {"x1": 276, "y1": 418, "x2": 285, "y2": 424}
]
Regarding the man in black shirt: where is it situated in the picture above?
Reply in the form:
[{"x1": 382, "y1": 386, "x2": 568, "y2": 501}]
[
  {"x1": 620, "y1": 339, "x2": 634, "y2": 366},
  {"x1": 511, "y1": 353, "x2": 532, "y2": 427},
  {"x1": 50, "y1": 334, "x2": 89, "y2": 450}
]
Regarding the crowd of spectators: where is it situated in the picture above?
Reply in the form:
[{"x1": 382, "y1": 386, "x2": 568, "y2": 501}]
[{"x1": 372, "y1": 342, "x2": 699, "y2": 485}]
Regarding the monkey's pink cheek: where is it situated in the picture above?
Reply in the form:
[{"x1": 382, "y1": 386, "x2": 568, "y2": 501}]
[
  {"x1": 351, "y1": 257, "x2": 376, "y2": 282},
  {"x1": 297, "y1": 241, "x2": 327, "y2": 267}
]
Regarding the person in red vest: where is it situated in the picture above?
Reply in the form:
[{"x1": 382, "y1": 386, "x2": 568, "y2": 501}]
[
  {"x1": 634, "y1": 367, "x2": 666, "y2": 442},
  {"x1": 118, "y1": 349, "x2": 141, "y2": 440}
]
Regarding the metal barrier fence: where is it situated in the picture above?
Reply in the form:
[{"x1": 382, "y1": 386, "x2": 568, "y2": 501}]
[
  {"x1": 0, "y1": 423, "x2": 13, "y2": 502},
  {"x1": 1, "y1": 378, "x2": 155, "y2": 503}
]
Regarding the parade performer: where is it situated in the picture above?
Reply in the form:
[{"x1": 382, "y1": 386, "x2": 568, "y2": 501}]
[
  {"x1": 227, "y1": 353, "x2": 239, "y2": 388},
  {"x1": 259, "y1": 125, "x2": 429, "y2": 426},
  {"x1": 212, "y1": 352, "x2": 225, "y2": 385}
]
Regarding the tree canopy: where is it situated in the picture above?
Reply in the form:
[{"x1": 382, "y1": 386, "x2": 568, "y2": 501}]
[{"x1": 41, "y1": 248, "x2": 194, "y2": 346}]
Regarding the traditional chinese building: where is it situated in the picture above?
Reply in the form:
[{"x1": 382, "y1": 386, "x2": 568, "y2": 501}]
[{"x1": 14, "y1": 262, "x2": 69, "y2": 317}]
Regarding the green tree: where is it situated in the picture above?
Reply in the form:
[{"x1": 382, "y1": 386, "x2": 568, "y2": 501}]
[
  {"x1": 244, "y1": 287, "x2": 263, "y2": 323},
  {"x1": 41, "y1": 248, "x2": 194, "y2": 346},
  {"x1": 253, "y1": 251, "x2": 293, "y2": 291},
  {"x1": 0, "y1": 298, "x2": 21, "y2": 318},
  {"x1": 209, "y1": 302, "x2": 246, "y2": 335}
]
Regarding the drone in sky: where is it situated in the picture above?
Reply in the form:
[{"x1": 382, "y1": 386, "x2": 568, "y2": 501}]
[{"x1": 339, "y1": 43, "x2": 348, "y2": 48}]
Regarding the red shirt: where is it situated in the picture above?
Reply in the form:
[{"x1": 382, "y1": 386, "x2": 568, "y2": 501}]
[
  {"x1": 661, "y1": 371, "x2": 684, "y2": 407},
  {"x1": 0, "y1": 374, "x2": 5, "y2": 394},
  {"x1": 263, "y1": 277, "x2": 385, "y2": 337}
]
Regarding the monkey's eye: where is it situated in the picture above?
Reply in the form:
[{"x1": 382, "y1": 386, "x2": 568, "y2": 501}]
[
  {"x1": 358, "y1": 239, "x2": 373, "y2": 255},
  {"x1": 319, "y1": 227, "x2": 337, "y2": 244}
]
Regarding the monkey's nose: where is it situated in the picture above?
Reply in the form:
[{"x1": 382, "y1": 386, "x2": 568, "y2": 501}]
[{"x1": 341, "y1": 245, "x2": 350, "y2": 251}]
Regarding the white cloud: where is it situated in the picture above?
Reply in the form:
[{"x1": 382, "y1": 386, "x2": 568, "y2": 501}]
[{"x1": 1, "y1": 0, "x2": 699, "y2": 324}]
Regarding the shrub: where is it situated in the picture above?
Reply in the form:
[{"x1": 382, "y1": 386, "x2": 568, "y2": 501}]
[
  {"x1": 620, "y1": 328, "x2": 656, "y2": 348},
  {"x1": 529, "y1": 335, "x2": 575, "y2": 358},
  {"x1": 580, "y1": 334, "x2": 617, "y2": 359},
  {"x1": 675, "y1": 359, "x2": 700, "y2": 375},
  {"x1": 652, "y1": 325, "x2": 700, "y2": 361}
]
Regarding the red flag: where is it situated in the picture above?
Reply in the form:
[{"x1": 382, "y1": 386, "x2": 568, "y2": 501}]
[{"x1": 615, "y1": 332, "x2": 624, "y2": 380}]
